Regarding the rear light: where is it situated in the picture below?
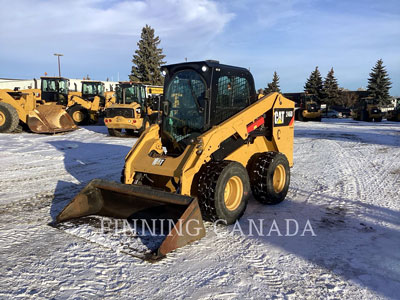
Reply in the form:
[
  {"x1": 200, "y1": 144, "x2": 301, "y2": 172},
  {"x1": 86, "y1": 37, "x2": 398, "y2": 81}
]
[{"x1": 133, "y1": 120, "x2": 136, "y2": 123}]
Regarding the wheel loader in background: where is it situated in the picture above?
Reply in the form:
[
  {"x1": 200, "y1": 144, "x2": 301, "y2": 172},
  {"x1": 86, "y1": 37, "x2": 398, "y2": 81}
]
[
  {"x1": 67, "y1": 80, "x2": 116, "y2": 125},
  {"x1": 25, "y1": 77, "x2": 116, "y2": 125},
  {"x1": 284, "y1": 93, "x2": 321, "y2": 121},
  {"x1": 0, "y1": 89, "x2": 77, "y2": 133},
  {"x1": 104, "y1": 82, "x2": 163, "y2": 137},
  {"x1": 352, "y1": 97, "x2": 382, "y2": 122},
  {"x1": 55, "y1": 61, "x2": 295, "y2": 260}
]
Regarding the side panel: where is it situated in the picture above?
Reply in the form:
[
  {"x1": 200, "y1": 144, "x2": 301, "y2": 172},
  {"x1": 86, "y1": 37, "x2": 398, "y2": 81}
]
[{"x1": 272, "y1": 95, "x2": 295, "y2": 166}]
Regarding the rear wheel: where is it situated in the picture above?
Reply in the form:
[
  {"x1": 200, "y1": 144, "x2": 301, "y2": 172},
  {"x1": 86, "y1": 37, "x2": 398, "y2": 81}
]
[
  {"x1": 375, "y1": 117, "x2": 382, "y2": 122},
  {"x1": 197, "y1": 161, "x2": 250, "y2": 224},
  {"x1": 125, "y1": 129, "x2": 136, "y2": 136},
  {"x1": 108, "y1": 128, "x2": 123, "y2": 137},
  {"x1": 0, "y1": 102, "x2": 19, "y2": 133},
  {"x1": 68, "y1": 105, "x2": 89, "y2": 125},
  {"x1": 248, "y1": 152, "x2": 290, "y2": 205}
]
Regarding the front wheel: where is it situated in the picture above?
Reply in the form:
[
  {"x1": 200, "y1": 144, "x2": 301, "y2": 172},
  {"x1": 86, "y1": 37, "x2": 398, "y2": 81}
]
[
  {"x1": 197, "y1": 161, "x2": 250, "y2": 224},
  {"x1": 0, "y1": 102, "x2": 19, "y2": 133},
  {"x1": 68, "y1": 105, "x2": 89, "y2": 125},
  {"x1": 248, "y1": 152, "x2": 290, "y2": 205},
  {"x1": 108, "y1": 128, "x2": 123, "y2": 137}
]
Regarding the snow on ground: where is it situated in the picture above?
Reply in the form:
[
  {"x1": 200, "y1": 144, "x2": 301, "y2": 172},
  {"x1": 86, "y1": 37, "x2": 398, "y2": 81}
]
[{"x1": 0, "y1": 120, "x2": 399, "y2": 299}]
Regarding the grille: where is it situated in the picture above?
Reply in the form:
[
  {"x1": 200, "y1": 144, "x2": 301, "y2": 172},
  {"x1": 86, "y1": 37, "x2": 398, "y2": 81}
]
[{"x1": 106, "y1": 108, "x2": 134, "y2": 118}]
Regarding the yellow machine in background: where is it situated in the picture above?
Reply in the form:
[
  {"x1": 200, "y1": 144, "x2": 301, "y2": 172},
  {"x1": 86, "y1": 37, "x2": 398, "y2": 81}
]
[
  {"x1": 0, "y1": 89, "x2": 77, "y2": 133},
  {"x1": 104, "y1": 82, "x2": 163, "y2": 136},
  {"x1": 67, "y1": 80, "x2": 115, "y2": 125},
  {"x1": 386, "y1": 100, "x2": 400, "y2": 122},
  {"x1": 56, "y1": 61, "x2": 295, "y2": 259},
  {"x1": 352, "y1": 97, "x2": 382, "y2": 122}
]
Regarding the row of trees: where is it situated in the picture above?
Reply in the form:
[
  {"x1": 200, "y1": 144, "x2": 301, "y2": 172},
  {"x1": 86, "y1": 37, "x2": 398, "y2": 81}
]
[
  {"x1": 129, "y1": 25, "x2": 393, "y2": 108},
  {"x1": 264, "y1": 59, "x2": 392, "y2": 107}
]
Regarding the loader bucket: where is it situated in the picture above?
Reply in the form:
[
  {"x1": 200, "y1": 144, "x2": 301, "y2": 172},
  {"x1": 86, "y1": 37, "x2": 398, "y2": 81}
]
[
  {"x1": 27, "y1": 104, "x2": 77, "y2": 133},
  {"x1": 56, "y1": 179, "x2": 206, "y2": 260}
]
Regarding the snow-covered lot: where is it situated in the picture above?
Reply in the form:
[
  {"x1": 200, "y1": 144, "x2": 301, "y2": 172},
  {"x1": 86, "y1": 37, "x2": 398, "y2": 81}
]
[{"x1": 1, "y1": 119, "x2": 399, "y2": 299}]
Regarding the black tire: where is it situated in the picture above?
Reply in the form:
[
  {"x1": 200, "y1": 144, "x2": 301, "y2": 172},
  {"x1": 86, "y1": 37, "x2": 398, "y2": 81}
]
[
  {"x1": 68, "y1": 105, "x2": 89, "y2": 125},
  {"x1": 108, "y1": 128, "x2": 123, "y2": 137},
  {"x1": 125, "y1": 129, "x2": 136, "y2": 136},
  {"x1": 248, "y1": 152, "x2": 290, "y2": 205},
  {"x1": 375, "y1": 117, "x2": 382, "y2": 122},
  {"x1": 197, "y1": 161, "x2": 250, "y2": 225},
  {"x1": 0, "y1": 102, "x2": 19, "y2": 133},
  {"x1": 361, "y1": 110, "x2": 368, "y2": 122},
  {"x1": 298, "y1": 109, "x2": 305, "y2": 121}
]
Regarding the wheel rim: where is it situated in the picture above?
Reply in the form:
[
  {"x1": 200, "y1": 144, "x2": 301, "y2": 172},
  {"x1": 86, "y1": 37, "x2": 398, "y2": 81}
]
[
  {"x1": 72, "y1": 111, "x2": 84, "y2": 123},
  {"x1": 273, "y1": 164, "x2": 286, "y2": 193},
  {"x1": 0, "y1": 111, "x2": 5, "y2": 126},
  {"x1": 224, "y1": 176, "x2": 243, "y2": 211}
]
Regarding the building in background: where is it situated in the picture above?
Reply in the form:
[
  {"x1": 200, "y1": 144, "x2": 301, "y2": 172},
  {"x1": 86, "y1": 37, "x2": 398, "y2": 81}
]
[{"x1": 0, "y1": 78, "x2": 119, "y2": 92}]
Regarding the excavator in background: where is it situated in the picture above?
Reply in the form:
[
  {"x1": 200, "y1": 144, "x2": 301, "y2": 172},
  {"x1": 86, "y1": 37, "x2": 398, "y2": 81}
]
[
  {"x1": 0, "y1": 89, "x2": 77, "y2": 133},
  {"x1": 104, "y1": 82, "x2": 162, "y2": 137},
  {"x1": 386, "y1": 99, "x2": 400, "y2": 122},
  {"x1": 55, "y1": 61, "x2": 295, "y2": 260},
  {"x1": 352, "y1": 97, "x2": 382, "y2": 122}
]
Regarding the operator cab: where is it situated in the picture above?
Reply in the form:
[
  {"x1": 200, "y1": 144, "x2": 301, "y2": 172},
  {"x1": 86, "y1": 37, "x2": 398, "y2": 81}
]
[
  {"x1": 41, "y1": 77, "x2": 69, "y2": 106},
  {"x1": 160, "y1": 60, "x2": 256, "y2": 155},
  {"x1": 81, "y1": 81, "x2": 105, "y2": 105}
]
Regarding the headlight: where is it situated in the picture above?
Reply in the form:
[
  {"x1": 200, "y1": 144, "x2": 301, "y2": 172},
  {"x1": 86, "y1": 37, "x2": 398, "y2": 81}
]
[
  {"x1": 161, "y1": 70, "x2": 167, "y2": 76},
  {"x1": 135, "y1": 108, "x2": 141, "y2": 114},
  {"x1": 201, "y1": 65, "x2": 208, "y2": 72}
]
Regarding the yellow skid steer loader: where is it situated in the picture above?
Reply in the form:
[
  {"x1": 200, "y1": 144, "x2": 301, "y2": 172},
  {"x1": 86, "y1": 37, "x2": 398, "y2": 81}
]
[
  {"x1": 56, "y1": 61, "x2": 294, "y2": 259},
  {"x1": 0, "y1": 89, "x2": 77, "y2": 133}
]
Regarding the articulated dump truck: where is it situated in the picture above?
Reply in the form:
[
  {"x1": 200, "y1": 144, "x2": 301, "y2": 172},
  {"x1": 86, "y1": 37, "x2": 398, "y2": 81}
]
[
  {"x1": 0, "y1": 89, "x2": 77, "y2": 133},
  {"x1": 55, "y1": 61, "x2": 295, "y2": 260}
]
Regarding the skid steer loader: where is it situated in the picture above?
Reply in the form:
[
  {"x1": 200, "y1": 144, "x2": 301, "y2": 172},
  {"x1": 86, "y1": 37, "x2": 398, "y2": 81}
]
[
  {"x1": 0, "y1": 89, "x2": 77, "y2": 133},
  {"x1": 55, "y1": 61, "x2": 294, "y2": 260},
  {"x1": 104, "y1": 82, "x2": 163, "y2": 137}
]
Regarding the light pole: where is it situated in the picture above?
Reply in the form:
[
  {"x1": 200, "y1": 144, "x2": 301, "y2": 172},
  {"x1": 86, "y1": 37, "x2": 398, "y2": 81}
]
[{"x1": 54, "y1": 53, "x2": 63, "y2": 77}]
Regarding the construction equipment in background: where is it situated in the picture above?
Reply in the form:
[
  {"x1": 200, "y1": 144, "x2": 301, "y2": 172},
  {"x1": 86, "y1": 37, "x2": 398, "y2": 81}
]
[
  {"x1": 0, "y1": 89, "x2": 77, "y2": 133},
  {"x1": 55, "y1": 61, "x2": 295, "y2": 260},
  {"x1": 67, "y1": 80, "x2": 115, "y2": 125},
  {"x1": 386, "y1": 100, "x2": 400, "y2": 122},
  {"x1": 104, "y1": 82, "x2": 163, "y2": 137},
  {"x1": 352, "y1": 97, "x2": 382, "y2": 122},
  {"x1": 294, "y1": 94, "x2": 321, "y2": 121}
]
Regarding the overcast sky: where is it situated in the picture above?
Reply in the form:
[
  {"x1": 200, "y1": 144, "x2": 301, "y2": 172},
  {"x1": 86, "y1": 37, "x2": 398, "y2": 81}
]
[{"x1": 0, "y1": 0, "x2": 399, "y2": 95}]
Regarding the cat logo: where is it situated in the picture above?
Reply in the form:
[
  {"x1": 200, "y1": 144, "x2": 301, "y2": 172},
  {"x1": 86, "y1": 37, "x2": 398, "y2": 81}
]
[
  {"x1": 274, "y1": 110, "x2": 285, "y2": 125},
  {"x1": 274, "y1": 108, "x2": 294, "y2": 127}
]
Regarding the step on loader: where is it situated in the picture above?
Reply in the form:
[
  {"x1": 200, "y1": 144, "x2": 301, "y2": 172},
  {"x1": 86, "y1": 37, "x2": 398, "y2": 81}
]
[
  {"x1": 55, "y1": 61, "x2": 295, "y2": 260},
  {"x1": 0, "y1": 89, "x2": 77, "y2": 133}
]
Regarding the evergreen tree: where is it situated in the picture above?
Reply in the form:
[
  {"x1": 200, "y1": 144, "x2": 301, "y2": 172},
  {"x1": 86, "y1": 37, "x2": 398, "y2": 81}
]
[
  {"x1": 304, "y1": 66, "x2": 323, "y2": 100},
  {"x1": 322, "y1": 67, "x2": 340, "y2": 106},
  {"x1": 264, "y1": 71, "x2": 281, "y2": 93},
  {"x1": 367, "y1": 59, "x2": 392, "y2": 106},
  {"x1": 130, "y1": 25, "x2": 166, "y2": 85}
]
